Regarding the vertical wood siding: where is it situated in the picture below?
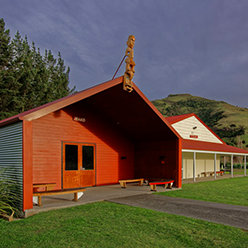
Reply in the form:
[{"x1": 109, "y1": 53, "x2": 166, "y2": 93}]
[
  {"x1": 32, "y1": 104, "x2": 134, "y2": 189},
  {"x1": 0, "y1": 122, "x2": 23, "y2": 211},
  {"x1": 134, "y1": 140, "x2": 178, "y2": 186}
]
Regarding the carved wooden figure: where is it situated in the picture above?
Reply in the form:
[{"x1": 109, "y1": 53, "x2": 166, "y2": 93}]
[{"x1": 123, "y1": 35, "x2": 135, "y2": 92}]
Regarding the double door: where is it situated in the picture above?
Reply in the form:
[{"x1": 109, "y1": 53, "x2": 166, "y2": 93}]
[{"x1": 63, "y1": 142, "x2": 95, "y2": 189}]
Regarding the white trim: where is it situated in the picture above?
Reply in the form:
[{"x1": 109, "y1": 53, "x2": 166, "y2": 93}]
[{"x1": 182, "y1": 149, "x2": 248, "y2": 156}]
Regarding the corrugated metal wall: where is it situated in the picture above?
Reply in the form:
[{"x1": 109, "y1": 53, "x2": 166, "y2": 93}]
[{"x1": 0, "y1": 122, "x2": 23, "y2": 211}]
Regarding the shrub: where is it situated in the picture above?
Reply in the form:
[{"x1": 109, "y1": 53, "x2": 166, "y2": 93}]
[
  {"x1": 221, "y1": 162, "x2": 248, "y2": 169},
  {"x1": 0, "y1": 169, "x2": 20, "y2": 218}
]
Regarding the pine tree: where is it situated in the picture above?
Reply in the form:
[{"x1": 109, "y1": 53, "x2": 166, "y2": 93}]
[
  {"x1": 0, "y1": 18, "x2": 11, "y2": 70},
  {"x1": 0, "y1": 18, "x2": 75, "y2": 120},
  {"x1": 0, "y1": 18, "x2": 20, "y2": 119}
]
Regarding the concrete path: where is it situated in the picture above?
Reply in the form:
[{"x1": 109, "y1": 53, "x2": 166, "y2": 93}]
[
  {"x1": 27, "y1": 183, "x2": 248, "y2": 231},
  {"x1": 26, "y1": 184, "x2": 158, "y2": 217},
  {"x1": 107, "y1": 194, "x2": 248, "y2": 230}
]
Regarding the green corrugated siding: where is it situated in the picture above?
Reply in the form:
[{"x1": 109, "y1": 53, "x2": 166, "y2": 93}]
[{"x1": 0, "y1": 122, "x2": 23, "y2": 211}]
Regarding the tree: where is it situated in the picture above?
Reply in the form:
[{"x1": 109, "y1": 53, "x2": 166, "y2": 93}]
[
  {"x1": 0, "y1": 18, "x2": 11, "y2": 70},
  {"x1": 0, "y1": 18, "x2": 18, "y2": 119},
  {"x1": 213, "y1": 125, "x2": 245, "y2": 139},
  {"x1": 196, "y1": 108, "x2": 226, "y2": 129},
  {"x1": 0, "y1": 18, "x2": 75, "y2": 120}
]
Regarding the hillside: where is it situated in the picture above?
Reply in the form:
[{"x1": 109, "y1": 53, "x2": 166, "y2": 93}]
[{"x1": 152, "y1": 94, "x2": 248, "y2": 148}]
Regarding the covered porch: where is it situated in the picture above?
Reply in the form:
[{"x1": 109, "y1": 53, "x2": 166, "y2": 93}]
[{"x1": 182, "y1": 149, "x2": 247, "y2": 183}]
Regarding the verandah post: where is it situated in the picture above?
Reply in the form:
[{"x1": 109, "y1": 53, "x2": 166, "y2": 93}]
[
  {"x1": 244, "y1": 156, "x2": 247, "y2": 176},
  {"x1": 214, "y1": 153, "x2": 217, "y2": 180},
  {"x1": 193, "y1": 152, "x2": 196, "y2": 182}
]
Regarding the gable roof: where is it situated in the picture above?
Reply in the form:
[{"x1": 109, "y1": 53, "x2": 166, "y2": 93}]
[
  {"x1": 0, "y1": 77, "x2": 180, "y2": 142},
  {"x1": 166, "y1": 113, "x2": 248, "y2": 155},
  {"x1": 166, "y1": 113, "x2": 224, "y2": 144},
  {"x1": 0, "y1": 77, "x2": 124, "y2": 125}
]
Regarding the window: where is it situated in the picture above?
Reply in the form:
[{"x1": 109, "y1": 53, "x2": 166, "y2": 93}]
[
  {"x1": 65, "y1": 145, "x2": 78, "y2": 170},
  {"x1": 82, "y1": 145, "x2": 94, "y2": 170}
]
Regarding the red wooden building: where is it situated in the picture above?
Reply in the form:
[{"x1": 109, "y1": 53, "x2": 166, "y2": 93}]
[{"x1": 0, "y1": 77, "x2": 181, "y2": 214}]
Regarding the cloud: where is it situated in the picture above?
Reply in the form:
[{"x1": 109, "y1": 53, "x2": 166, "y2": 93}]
[{"x1": 1, "y1": 0, "x2": 248, "y2": 107}]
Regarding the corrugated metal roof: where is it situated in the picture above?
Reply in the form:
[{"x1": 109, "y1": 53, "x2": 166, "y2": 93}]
[{"x1": 182, "y1": 139, "x2": 248, "y2": 155}]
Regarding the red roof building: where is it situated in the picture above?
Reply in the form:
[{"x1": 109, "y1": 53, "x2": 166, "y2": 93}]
[
  {"x1": 166, "y1": 113, "x2": 248, "y2": 181},
  {"x1": 0, "y1": 77, "x2": 182, "y2": 215}
]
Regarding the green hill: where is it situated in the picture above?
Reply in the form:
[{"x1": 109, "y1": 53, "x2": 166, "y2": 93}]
[{"x1": 152, "y1": 94, "x2": 248, "y2": 149}]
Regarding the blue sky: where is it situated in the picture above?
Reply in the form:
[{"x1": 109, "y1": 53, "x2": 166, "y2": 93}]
[{"x1": 1, "y1": 0, "x2": 248, "y2": 107}]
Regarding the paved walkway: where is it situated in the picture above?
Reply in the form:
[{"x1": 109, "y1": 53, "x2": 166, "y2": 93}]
[
  {"x1": 107, "y1": 194, "x2": 248, "y2": 230},
  {"x1": 26, "y1": 184, "x2": 160, "y2": 217},
  {"x1": 26, "y1": 179, "x2": 248, "y2": 230}
]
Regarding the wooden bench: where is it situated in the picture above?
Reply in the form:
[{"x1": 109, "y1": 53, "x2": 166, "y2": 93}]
[
  {"x1": 215, "y1": 171, "x2": 224, "y2": 176},
  {"x1": 0, "y1": 211, "x2": 14, "y2": 222},
  {"x1": 201, "y1": 171, "x2": 212, "y2": 177},
  {"x1": 33, "y1": 183, "x2": 56, "y2": 191},
  {"x1": 33, "y1": 188, "x2": 86, "y2": 206},
  {"x1": 149, "y1": 180, "x2": 174, "y2": 192},
  {"x1": 119, "y1": 178, "x2": 144, "y2": 188},
  {"x1": 201, "y1": 171, "x2": 224, "y2": 177}
]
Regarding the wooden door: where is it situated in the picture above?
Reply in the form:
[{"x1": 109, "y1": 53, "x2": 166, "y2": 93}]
[
  {"x1": 80, "y1": 145, "x2": 95, "y2": 187},
  {"x1": 63, "y1": 143, "x2": 95, "y2": 189}
]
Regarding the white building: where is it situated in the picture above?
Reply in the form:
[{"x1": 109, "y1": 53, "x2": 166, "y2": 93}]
[{"x1": 166, "y1": 113, "x2": 248, "y2": 180}]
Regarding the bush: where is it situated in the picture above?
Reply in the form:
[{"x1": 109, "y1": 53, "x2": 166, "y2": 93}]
[
  {"x1": 221, "y1": 162, "x2": 248, "y2": 169},
  {"x1": 0, "y1": 169, "x2": 20, "y2": 217}
]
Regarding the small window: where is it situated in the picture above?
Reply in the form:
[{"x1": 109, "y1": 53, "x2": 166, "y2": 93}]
[
  {"x1": 65, "y1": 145, "x2": 78, "y2": 170},
  {"x1": 82, "y1": 146, "x2": 94, "y2": 170}
]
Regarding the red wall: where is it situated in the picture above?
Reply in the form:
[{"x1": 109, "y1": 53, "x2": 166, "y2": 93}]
[
  {"x1": 22, "y1": 120, "x2": 33, "y2": 211},
  {"x1": 32, "y1": 103, "x2": 134, "y2": 189},
  {"x1": 134, "y1": 140, "x2": 179, "y2": 186}
]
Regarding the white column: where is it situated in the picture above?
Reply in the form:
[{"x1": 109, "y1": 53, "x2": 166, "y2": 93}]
[
  {"x1": 193, "y1": 152, "x2": 196, "y2": 182},
  {"x1": 231, "y1": 154, "x2": 234, "y2": 178},
  {"x1": 182, "y1": 154, "x2": 184, "y2": 180},
  {"x1": 214, "y1": 153, "x2": 217, "y2": 180},
  {"x1": 244, "y1": 156, "x2": 247, "y2": 176}
]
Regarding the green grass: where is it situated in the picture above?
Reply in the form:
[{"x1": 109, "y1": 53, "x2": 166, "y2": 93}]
[
  {"x1": 157, "y1": 177, "x2": 248, "y2": 206},
  {"x1": 224, "y1": 169, "x2": 247, "y2": 175},
  {"x1": 0, "y1": 201, "x2": 248, "y2": 248}
]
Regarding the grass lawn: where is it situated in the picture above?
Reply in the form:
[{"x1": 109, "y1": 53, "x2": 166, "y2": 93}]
[
  {"x1": 0, "y1": 201, "x2": 248, "y2": 248},
  {"x1": 224, "y1": 169, "x2": 247, "y2": 175},
  {"x1": 157, "y1": 177, "x2": 248, "y2": 206}
]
